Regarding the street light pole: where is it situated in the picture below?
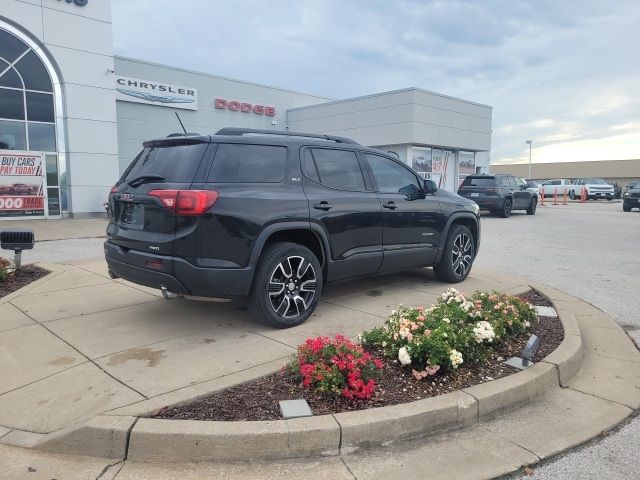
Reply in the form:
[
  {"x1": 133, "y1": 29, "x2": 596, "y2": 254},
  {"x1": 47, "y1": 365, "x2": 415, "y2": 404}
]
[{"x1": 525, "y1": 140, "x2": 532, "y2": 178}]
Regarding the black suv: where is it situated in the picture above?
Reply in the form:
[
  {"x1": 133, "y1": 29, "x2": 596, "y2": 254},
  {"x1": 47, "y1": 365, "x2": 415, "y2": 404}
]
[
  {"x1": 457, "y1": 174, "x2": 537, "y2": 218},
  {"x1": 623, "y1": 183, "x2": 640, "y2": 212},
  {"x1": 105, "y1": 128, "x2": 481, "y2": 328}
]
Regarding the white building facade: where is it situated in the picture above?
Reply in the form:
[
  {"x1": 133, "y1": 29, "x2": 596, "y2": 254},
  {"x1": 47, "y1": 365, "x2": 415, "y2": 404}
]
[{"x1": 1, "y1": 0, "x2": 492, "y2": 219}]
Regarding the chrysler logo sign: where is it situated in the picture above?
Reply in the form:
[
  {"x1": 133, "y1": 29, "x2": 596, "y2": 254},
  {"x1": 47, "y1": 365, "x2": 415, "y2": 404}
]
[
  {"x1": 115, "y1": 76, "x2": 198, "y2": 111},
  {"x1": 215, "y1": 99, "x2": 276, "y2": 116}
]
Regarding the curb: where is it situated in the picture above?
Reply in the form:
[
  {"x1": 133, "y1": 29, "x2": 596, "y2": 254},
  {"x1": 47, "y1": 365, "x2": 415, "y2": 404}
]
[{"x1": 0, "y1": 284, "x2": 595, "y2": 462}]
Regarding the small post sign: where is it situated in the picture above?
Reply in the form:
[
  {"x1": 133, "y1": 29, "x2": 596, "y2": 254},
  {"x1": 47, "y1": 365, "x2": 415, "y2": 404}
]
[{"x1": 0, "y1": 151, "x2": 46, "y2": 218}]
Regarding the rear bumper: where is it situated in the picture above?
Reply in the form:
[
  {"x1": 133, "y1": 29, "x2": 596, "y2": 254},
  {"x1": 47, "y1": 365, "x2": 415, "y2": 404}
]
[
  {"x1": 104, "y1": 241, "x2": 254, "y2": 298},
  {"x1": 624, "y1": 197, "x2": 640, "y2": 206},
  {"x1": 472, "y1": 197, "x2": 503, "y2": 211}
]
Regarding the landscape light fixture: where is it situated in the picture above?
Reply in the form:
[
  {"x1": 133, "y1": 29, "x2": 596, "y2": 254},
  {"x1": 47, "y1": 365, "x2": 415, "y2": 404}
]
[
  {"x1": 525, "y1": 140, "x2": 533, "y2": 179},
  {"x1": 0, "y1": 230, "x2": 35, "y2": 269},
  {"x1": 503, "y1": 334, "x2": 540, "y2": 370},
  {"x1": 279, "y1": 399, "x2": 313, "y2": 419}
]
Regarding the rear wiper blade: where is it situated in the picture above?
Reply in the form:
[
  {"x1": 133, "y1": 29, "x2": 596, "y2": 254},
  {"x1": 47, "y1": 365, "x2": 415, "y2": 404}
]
[{"x1": 127, "y1": 175, "x2": 166, "y2": 187}]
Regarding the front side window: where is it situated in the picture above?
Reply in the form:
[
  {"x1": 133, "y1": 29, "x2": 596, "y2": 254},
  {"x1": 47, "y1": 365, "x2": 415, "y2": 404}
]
[
  {"x1": 304, "y1": 148, "x2": 366, "y2": 191},
  {"x1": 365, "y1": 154, "x2": 421, "y2": 195}
]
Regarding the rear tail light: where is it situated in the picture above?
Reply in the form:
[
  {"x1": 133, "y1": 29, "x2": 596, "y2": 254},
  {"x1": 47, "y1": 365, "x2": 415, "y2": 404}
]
[
  {"x1": 110, "y1": 185, "x2": 119, "y2": 194},
  {"x1": 148, "y1": 189, "x2": 219, "y2": 216}
]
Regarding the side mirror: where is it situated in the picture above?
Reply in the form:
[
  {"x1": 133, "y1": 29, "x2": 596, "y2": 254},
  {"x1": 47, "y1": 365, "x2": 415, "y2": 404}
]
[{"x1": 424, "y1": 179, "x2": 438, "y2": 194}]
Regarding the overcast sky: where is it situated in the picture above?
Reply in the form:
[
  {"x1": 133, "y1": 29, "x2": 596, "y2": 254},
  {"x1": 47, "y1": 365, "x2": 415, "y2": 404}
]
[{"x1": 111, "y1": 0, "x2": 640, "y2": 164}]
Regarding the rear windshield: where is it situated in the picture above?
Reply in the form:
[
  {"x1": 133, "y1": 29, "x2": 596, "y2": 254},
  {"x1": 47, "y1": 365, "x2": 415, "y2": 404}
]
[
  {"x1": 123, "y1": 143, "x2": 208, "y2": 183},
  {"x1": 461, "y1": 176, "x2": 495, "y2": 187}
]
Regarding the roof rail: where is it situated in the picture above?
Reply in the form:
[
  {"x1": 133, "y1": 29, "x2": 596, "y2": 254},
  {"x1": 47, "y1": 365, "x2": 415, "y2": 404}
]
[{"x1": 215, "y1": 127, "x2": 360, "y2": 145}]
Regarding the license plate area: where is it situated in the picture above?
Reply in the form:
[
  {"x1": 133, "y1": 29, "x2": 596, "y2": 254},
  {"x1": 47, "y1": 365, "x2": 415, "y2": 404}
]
[
  {"x1": 470, "y1": 192, "x2": 480, "y2": 197},
  {"x1": 120, "y1": 202, "x2": 144, "y2": 228}
]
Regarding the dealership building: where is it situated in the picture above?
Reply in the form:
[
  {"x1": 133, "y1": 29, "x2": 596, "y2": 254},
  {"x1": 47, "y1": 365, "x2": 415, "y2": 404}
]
[{"x1": 1, "y1": 0, "x2": 492, "y2": 219}]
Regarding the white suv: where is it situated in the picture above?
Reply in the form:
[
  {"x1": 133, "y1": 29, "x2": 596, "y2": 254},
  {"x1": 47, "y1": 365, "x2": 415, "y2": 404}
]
[{"x1": 569, "y1": 178, "x2": 614, "y2": 200}]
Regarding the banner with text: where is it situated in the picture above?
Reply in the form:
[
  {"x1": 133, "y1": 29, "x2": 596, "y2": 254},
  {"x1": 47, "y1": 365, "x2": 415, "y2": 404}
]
[{"x1": 0, "y1": 151, "x2": 46, "y2": 217}]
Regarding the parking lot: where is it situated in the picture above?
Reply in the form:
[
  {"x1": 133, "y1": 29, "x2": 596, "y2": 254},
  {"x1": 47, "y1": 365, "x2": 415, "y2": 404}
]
[{"x1": 476, "y1": 201, "x2": 639, "y2": 333}]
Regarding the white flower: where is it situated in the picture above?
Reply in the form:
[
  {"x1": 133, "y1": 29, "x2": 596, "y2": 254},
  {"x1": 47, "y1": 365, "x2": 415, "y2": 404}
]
[
  {"x1": 473, "y1": 321, "x2": 495, "y2": 344},
  {"x1": 357, "y1": 333, "x2": 363, "y2": 342},
  {"x1": 449, "y1": 349, "x2": 463, "y2": 367},
  {"x1": 524, "y1": 321, "x2": 530, "y2": 328},
  {"x1": 381, "y1": 341, "x2": 387, "y2": 347},
  {"x1": 398, "y1": 347, "x2": 412, "y2": 366},
  {"x1": 442, "y1": 317, "x2": 450, "y2": 324}
]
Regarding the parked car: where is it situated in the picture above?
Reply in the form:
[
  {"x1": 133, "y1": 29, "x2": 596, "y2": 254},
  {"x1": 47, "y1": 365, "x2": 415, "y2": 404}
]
[
  {"x1": 623, "y1": 183, "x2": 640, "y2": 212},
  {"x1": 457, "y1": 174, "x2": 537, "y2": 218},
  {"x1": 104, "y1": 128, "x2": 481, "y2": 328},
  {"x1": 569, "y1": 178, "x2": 614, "y2": 200},
  {"x1": 539, "y1": 179, "x2": 572, "y2": 198},
  {"x1": 624, "y1": 181, "x2": 640, "y2": 195},
  {"x1": 524, "y1": 179, "x2": 541, "y2": 195},
  {"x1": 0, "y1": 183, "x2": 38, "y2": 195}
]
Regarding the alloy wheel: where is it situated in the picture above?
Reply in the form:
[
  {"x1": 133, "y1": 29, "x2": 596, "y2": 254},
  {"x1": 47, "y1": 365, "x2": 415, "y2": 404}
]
[
  {"x1": 451, "y1": 233, "x2": 473, "y2": 277},
  {"x1": 268, "y1": 256, "x2": 317, "y2": 318},
  {"x1": 504, "y1": 200, "x2": 512, "y2": 216}
]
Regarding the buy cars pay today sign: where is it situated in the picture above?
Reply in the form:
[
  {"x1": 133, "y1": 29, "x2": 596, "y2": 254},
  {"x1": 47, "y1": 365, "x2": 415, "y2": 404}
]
[{"x1": 0, "y1": 151, "x2": 46, "y2": 217}]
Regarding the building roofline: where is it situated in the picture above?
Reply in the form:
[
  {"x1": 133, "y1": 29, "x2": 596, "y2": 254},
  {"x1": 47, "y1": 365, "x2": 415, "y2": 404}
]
[
  {"x1": 113, "y1": 55, "x2": 333, "y2": 101},
  {"x1": 286, "y1": 87, "x2": 492, "y2": 112}
]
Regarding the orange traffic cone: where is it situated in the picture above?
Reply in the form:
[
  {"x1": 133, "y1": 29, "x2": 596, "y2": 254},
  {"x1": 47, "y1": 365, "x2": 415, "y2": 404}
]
[
  {"x1": 563, "y1": 189, "x2": 568, "y2": 205},
  {"x1": 580, "y1": 187, "x2": 587, "y2": 202},
  {"x1": 539, "y1": 189, "x2": 545, "y2": 206},
  {"x1": 553, "y1": 187, "x2": 558, "y2": 205}
]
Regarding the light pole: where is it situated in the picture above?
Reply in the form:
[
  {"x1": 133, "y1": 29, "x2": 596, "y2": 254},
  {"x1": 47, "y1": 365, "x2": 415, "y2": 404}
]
[{"x1": 525, "y1": 140, "x2": 532, "y2": 178}]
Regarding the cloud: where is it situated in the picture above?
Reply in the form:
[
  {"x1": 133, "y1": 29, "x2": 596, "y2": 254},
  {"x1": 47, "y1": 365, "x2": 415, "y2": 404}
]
[{"x1": 111, "y1": 0, "x2": 640, "y2": 163}]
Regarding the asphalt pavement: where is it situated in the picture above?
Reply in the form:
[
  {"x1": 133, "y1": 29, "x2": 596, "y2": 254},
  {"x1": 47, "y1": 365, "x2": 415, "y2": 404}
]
[{"x1": 474, "y1": 201, "x2": 640, "y2": 480}]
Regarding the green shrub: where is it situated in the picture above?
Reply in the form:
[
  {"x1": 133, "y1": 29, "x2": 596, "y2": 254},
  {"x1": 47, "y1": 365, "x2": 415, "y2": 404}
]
[{"x1": 360, "y1": 288, "x2": 536, "y2": 378}]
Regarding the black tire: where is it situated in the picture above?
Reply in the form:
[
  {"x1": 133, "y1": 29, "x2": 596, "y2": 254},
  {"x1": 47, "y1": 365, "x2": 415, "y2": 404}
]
[
  {"x1": 249, "y1": 242, "x2": 322, "y2": 328},
  {"x1": 606, "y1": 196, "x2": 612, "y2": 201},
  {"x1": 433, "y1": 224, "x2": 475, "y2": 283},
  {"x1": 526, "y1": 196, "x2": 537, "y2": 215},
  {"x1": 623, "y1": 202, "x2": 631, "y2": 212},
  {"x1": 500, "y1": 198, "x2": 512, "y2": 218},
  {"x1": 569, "y1": 190, "x2": 576, "y2": 200}
]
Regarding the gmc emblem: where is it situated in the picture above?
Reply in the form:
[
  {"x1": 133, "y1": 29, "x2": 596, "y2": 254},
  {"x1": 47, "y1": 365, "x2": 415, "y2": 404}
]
[{"x1": 215, "y1": 99, "x2": 276, "y2": 116}]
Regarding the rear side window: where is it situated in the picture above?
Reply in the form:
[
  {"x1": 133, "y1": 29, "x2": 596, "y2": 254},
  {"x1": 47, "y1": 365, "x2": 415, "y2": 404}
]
[
  {"x1": 461, "y1": 176, "x2": 495, "y2": 187},
  {"x1": 123, "y1": 143, "x2": 208, "y2": 183},
  {"x1": 208, "y1": 144, "x2": 287, "y2": 183},
  {"x1": 303, "y1": 148, "x2": 366, "y2": 191}
]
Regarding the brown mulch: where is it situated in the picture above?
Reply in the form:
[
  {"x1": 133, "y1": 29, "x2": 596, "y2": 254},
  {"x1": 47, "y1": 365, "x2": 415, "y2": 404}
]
[
  {"x1": 0, "y1": 263, "x2": 50, "y2": 298},
  {"x1": 152, "y1": 290, "x2": 563, "y2": 421}
]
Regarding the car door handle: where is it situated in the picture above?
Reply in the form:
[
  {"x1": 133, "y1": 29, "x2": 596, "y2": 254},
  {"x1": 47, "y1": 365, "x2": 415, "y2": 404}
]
[
  {"x1": 382, "y1": 201, "x2": 398, "y2": 210},
  {"x1": 313, "y1": 201, "x2": 333, "y2": 211}
]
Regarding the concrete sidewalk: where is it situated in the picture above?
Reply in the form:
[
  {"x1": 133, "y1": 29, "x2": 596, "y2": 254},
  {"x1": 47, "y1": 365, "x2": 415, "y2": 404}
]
[
  {"x1": 0, "y1": 259, "x2": 638, "y2": 479},
  {"x1": 0, "y1": 218, "x2": 107, "y2": 242},
  {"x1": 0, "y1": 259, "x2": 531, "y2": 435}
]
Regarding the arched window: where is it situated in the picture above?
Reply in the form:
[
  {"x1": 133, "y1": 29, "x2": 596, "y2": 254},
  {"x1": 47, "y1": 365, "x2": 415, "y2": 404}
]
[{"x1": 0, "y1": 27, "x2": 61, "y2": 215}]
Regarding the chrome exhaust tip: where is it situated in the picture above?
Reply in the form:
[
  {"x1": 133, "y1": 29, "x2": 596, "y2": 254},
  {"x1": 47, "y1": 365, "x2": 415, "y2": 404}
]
[{"x1": 160, "y1": 286, "x2": 179, "y2": 299}]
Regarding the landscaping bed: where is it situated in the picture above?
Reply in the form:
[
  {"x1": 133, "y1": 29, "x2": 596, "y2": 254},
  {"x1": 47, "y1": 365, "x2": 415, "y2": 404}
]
[
  {"x1": 153, "y1": 289, "x2": 563, "y2": 422},
  {"x1": 0, "y1": 258, "x2": 49, "y2": 299}
]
